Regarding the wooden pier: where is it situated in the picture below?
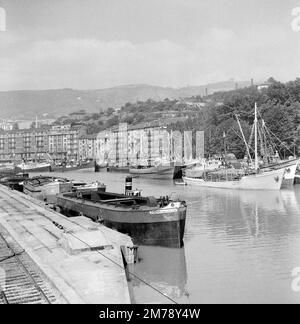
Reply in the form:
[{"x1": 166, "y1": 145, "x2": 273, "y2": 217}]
[{"x1": 0, "y1": 185, "x2": 133, "y2": 304}]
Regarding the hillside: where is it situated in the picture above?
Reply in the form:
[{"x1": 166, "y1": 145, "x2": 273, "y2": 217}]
[{"x1": 0, "y1": 80, "x2": 250, "y2": 120}]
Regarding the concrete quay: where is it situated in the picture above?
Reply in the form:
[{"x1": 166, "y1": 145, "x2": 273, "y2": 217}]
[{"x1": 0, "y1": 185, "x2": 133, "y2": 304}]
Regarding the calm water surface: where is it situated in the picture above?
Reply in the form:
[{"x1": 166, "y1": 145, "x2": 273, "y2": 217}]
[{"x1": 41, "y1": 169, "x2": 300, "y2": 304}]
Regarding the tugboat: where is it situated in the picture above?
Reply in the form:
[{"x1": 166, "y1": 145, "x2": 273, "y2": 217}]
[{"x1": 56, "y1": 177, "x2": 187, "y2": 248}]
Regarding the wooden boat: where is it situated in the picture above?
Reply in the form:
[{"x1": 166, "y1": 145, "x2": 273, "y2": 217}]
[
  {"x1": 56, "y1": 189, "x2": 187, "y2": 248},
  {"x1": 129, "y1": 165, "x2": 175, "y2": 180},
  {"x1": 183, "y1": 168, "x2": 285, "y2": 190},
  {"x1": 23, "y1": 176, "x2": 73, "y2": 204},
  {"x1": 183, "y1": 103, "x2": 286, "y2": 191},
  {"x1": 260, "y1": 158, "x2": 299, "y2": 188},
  {"x1": 0, "y1": 173, "x2": 29, "y2": 192}
]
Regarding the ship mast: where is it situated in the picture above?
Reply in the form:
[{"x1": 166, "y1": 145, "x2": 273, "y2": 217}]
[
  {"x1": 235, "y1": 114, "x2": 253, "y2": 165},
  {"x1": 254, "y1": 103, "x2": 258, "y2": 172}
]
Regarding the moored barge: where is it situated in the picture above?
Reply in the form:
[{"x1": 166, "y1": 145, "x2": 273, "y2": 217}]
[{"x1": 56, "y1": 188, "x2": 187, "y2": 248}]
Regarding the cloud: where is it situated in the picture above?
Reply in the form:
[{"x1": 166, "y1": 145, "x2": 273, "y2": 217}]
[{"x1": 0, "y1": 26, "x2": 299, "y2": 90}]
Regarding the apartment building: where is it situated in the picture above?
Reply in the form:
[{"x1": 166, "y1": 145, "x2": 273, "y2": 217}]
[
  {"x1": 48, "y1": 125, "x2": 86, "y2": 161},
  {"x1": 0, "y1": 128, "x2": 49, "y2": 161},
  {"x1": 78, "y1": 134, "x2": 97, "y2": 160},
  {"x1": 95, "y1": 123, "x2": 172, "y2": 166},
  {"x1": 0, "y1": 125, "x2": 86, "y2": 162}
]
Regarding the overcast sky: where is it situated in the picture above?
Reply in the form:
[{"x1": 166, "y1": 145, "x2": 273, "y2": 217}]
[{"x1": 0, "y1": 0, "x2": 300, "y2": 91}]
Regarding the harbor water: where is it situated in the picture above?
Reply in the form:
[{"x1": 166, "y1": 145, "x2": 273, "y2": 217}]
[{"x1": 39, "y1": 169, "x2": 300, "y2": 304}]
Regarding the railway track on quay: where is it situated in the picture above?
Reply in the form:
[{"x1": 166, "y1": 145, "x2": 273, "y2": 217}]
[{"x1": 0, "y1": 225, "x2": 65, "y2": 304}]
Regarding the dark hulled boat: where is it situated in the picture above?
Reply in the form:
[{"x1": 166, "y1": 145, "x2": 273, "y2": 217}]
[
  {"x1": 51, "y1": 160, "x2": 94, "y2": 172},
  {"x1": 129, "y1": 165, "x2": 175, "y2": 180},
  {"x1": 56, "y1": 189, "x2": 187, "y2": 248},
  {"x1": 23, "y1": 176, "x2": 73, "y2": 204},
  {"x1": 107, "y1": 166, "x2": 130, "y2": 173},
  {"x1": 0, "y1": 173, "x2": 29, "y2": 192}
]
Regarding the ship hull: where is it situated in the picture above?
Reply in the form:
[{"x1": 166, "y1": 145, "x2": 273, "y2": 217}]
[
  {"x1": 23, "y1": 180, "x2": 73, "y2": 204},
  {"x1": 16, "y1": 164, "x2": 52, "y2": 173},
  {"x1": 260, "y1": 159, "x2": 299, "y2": 188},
  {"x1": 129, "y1": 166, "x2": 175, "y2": 180},
  {"x1": 107, "y1": 166, "x2": 130, "y2": 173},
  {"x1": 56, "y1": 194, "x2": 186, "y2": 248},
  {"x1": 183, "y1": 168, "x2": 285, "y2": 190},
  {"x1": 51, "y1": 161, "x2": 94, "y2": 172}
]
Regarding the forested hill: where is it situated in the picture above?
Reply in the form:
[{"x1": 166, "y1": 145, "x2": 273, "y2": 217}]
[
  {"x1": 0, "y1": 80, "x2": 250, "y2": 119},
  {"x1": 171, "y1": 78, "x2": 300, "y2": 159}
]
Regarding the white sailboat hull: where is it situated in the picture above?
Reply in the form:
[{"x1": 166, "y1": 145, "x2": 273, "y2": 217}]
[
  {"x1": 261, "y1": 158, "x2": 299, "y2": 188},
  {"x1": 282, "y1": 162, "x2": 298, "y2": 187},
  {"x1": 183, "y1": 169, "x2": 285, "y2": 191}
]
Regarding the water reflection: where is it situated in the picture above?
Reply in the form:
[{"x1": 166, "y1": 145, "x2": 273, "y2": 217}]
[
  {"x1": 184, "y1": 187, "x2": 300, "y2": 303},
  {"x1": 185, "y1": 188, "x2": 300, "y2": 240},
  {"x1": 127, "y1": 246, "x2": 189, "y2": 304}
]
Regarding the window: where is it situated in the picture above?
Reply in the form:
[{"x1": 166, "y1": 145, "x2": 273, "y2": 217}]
[{"x1": 0, "y1": 139, "x2": 5, "y2": 150}]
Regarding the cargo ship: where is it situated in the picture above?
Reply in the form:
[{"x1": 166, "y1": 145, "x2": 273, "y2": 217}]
[{"x1": 56, "y1": 178, "x2": 187, "y2": 248}]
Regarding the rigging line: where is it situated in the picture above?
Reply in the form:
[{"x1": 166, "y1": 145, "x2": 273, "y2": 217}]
[
  {"x1": 257, "y1": 109, "x2": 295, "y2": 157},
  {"x1": 231, "y1": 128, "x2": 255, "y2": 154},
  {"x1": 266, "y1": 127, "x2": 295, "y2": 156},
  {"x1": 262, "y1": 125, "x2": 283, "y2": 158},
  {"x1": 263, "y1": 126, "x2": 281, "y2": 156},
  {"x1": 53, "y1": 222, "x2": 178, "y2": 305}
]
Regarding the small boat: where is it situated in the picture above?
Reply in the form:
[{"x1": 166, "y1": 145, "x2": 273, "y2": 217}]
[
  {"x1": 74, "y1": 181, "x2": 106, "y2": 194},
  {"x1": 23, "y1": 176, "x2": 73, "y2": 204},
  {"x1": 16, "y1": 161, "x2": 52, "y2": 173},
  {"x1": 56, "y1": 181, "x2": 187, "y2": 248},
  {"x1": 0, "y1": 173, "x2": 29, "y2": 192},
  {"x1": 129, "y1": 165, "x2": 175, "y2": 180},
  {"x1": 184, "y1": 159, "x2": 222, "y2": 178}
]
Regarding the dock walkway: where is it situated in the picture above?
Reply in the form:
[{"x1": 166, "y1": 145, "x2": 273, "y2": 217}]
[{"x1": 0, "y1": 185, "x2": 132, "y2": 304}]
